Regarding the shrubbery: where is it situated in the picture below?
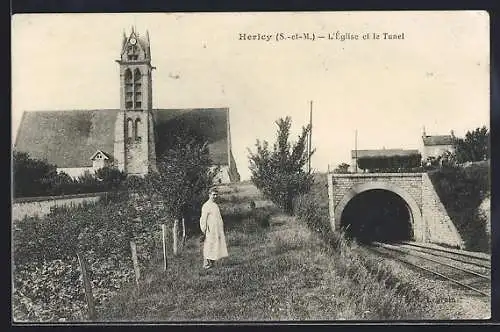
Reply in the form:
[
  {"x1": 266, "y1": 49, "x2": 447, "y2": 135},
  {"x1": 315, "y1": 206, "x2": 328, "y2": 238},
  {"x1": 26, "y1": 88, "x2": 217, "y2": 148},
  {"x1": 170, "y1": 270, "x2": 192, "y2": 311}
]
[
  {"x1": 12, "y1": 193, "x2": 168, "y2": 321},
  {"x1": 13, "y1": 151, "x2": 128, "y2": 198},
  {"x1": 428, "y1": 161, "x2": 490, "y2": 252}
]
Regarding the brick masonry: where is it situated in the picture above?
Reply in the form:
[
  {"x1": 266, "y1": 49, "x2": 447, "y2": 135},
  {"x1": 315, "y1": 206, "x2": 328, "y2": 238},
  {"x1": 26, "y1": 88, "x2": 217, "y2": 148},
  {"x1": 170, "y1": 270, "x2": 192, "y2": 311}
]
[
  {"x1": 421, "y1": 173, "x2": 464, "y2": 248},
  {"x1": 327, "y1": 172, "x2": 464, "y2": 247}
]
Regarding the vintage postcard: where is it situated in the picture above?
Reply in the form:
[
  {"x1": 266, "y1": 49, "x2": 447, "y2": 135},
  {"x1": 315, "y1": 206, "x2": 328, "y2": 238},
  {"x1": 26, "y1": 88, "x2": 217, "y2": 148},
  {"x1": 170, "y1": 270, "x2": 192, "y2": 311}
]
[{"x1": 12, "y1": 11, "x2": 490, "y2": 323}]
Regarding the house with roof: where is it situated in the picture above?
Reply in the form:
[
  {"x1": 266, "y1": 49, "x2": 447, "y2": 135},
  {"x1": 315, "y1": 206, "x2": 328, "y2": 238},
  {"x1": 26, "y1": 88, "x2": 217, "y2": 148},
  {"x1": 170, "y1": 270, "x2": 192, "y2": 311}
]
[
  {"x1": 14, "y1": 28, "x2": 240, "y2": 183},
  {"x1": 420, "y1": 128, "x2": 455, "y2": 160}
]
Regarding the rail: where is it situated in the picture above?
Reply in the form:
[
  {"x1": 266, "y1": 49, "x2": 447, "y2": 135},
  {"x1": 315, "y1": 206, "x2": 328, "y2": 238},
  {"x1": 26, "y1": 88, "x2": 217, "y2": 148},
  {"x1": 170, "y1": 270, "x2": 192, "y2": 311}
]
[{"x1": 367, "y1": 242, "x2": 490, "y2": 297}]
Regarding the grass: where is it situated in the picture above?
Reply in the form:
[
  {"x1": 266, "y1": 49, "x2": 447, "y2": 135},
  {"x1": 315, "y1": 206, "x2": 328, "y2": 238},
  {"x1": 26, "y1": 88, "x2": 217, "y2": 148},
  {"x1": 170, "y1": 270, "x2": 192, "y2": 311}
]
[{"x1": 96, "y1": 182, "x2": 467, "y2": 321}]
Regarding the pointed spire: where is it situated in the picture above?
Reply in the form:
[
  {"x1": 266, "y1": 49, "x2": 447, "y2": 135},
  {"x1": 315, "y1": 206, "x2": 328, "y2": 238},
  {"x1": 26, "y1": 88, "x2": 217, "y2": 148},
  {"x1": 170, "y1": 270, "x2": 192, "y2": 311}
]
[
  {"x1": 122, "y1": 29, "x2": 127, "y2": 48},
  {"x1": 146, "y1": 30, "x2": 151, "y2": 55}
]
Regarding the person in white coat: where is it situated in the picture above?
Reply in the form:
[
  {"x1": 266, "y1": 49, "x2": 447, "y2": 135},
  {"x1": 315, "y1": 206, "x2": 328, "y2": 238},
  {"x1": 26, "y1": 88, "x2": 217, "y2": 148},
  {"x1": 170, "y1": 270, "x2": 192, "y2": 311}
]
[{"x1": 200, "y1": 188, "x2": 228, "y2": 269}]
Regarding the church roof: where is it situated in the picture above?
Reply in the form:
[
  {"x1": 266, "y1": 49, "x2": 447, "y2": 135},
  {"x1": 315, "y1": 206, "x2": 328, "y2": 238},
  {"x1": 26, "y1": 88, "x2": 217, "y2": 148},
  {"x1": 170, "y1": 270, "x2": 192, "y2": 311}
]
[
  {"x1": 422, "y1": 135, "x2": 454, "y2": 146},
  {"x1": 152, "y1": 108, "x2": 229, "y2": 165},
  {"x1": 15, "y1": 110, "x2": 120, "y2": 168},
  {"x1": 14, "y1": 108, "x2": 231, "y2": 168}
]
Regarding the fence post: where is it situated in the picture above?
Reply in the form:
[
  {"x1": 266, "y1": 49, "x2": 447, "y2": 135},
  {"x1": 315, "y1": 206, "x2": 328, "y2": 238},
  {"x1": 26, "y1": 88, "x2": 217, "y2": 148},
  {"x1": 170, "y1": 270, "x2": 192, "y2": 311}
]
[
  {"x1": 173, "y1": 219, "x2": 179, "y2": 255},
  {"x1": 327, "y1": 172, "x2": 336, "y2": 231},
  {"x1": 161, "y1": 223, "x2": 168, "y2": 271},
  {"x1": 181, "y1": 217, "x2": 186, "y2": 248},
  {"x1": 130, "y1": 241, "x2": 141, "y2": 286},
  {"x1": 76, "y1": 251, "x2": 96, "y2": 321}
]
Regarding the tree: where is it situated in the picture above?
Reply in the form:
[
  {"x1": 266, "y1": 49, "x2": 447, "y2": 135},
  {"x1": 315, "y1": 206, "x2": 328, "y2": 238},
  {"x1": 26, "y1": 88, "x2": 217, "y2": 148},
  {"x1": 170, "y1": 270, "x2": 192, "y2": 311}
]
[
  {"x1": 334, "y1": 163, "x2": 350, "y2": 174},
  {"x1": 13, "y1": 151, "x2": 58, "y2": 197},
  {"x1": 454, "y1": 126, "x2": 490, "y2": 163},
  {"x1": 143, "y1": 133, "x2": 218, "y2": 233},
  {"x1": 248, "y1": 116, "x2": 314, "y2": 214}
]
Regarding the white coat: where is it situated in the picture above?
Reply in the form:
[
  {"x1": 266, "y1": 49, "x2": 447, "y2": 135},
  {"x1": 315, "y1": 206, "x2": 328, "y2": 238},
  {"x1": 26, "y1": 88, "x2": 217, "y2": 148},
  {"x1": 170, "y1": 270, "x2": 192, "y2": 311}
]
[{"x1": 200, "y1": 199, "x2": 228, "y2": 260}]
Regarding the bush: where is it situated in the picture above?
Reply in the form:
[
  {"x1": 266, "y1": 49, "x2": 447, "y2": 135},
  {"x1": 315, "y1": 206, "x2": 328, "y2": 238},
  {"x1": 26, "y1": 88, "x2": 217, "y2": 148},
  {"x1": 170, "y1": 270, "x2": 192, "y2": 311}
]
[
  {"x1": 428, "y1": 162, "x2": 490, "y2": 252},
  {"x1": 95, "y1": 167, "x2": 127, "y2": 191},
  {"x1": 12, "y1": 195, "x2": 165, "y2": 322},
  {"x1": 13, "y1": 258, "x2": 86, "y2": 321},
  {"x1": 13, "y1": 151, "x2": 129, "y2": 198},
  {"x1": 13, "y1": 151, "x2": 59, "y2": 197}
]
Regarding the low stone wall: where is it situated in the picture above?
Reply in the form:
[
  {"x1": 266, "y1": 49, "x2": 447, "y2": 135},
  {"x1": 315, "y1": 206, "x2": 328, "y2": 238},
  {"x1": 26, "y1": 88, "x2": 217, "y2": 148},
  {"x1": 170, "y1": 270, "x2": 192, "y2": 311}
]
[
  {"x1": 12, "y1": 192, "x2": 108, "y2": 221},
  {"x1": 421, "y1": 173, "x2": 464, "y2": 248}
]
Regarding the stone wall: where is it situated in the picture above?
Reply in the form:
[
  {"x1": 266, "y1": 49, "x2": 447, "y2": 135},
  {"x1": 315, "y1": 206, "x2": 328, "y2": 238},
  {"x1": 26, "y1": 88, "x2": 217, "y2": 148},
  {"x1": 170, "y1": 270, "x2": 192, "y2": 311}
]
[
  {"x1": 328, "y1": 173, "x2": 426, "y2": 240},
  {"x1": 421, "y1": 173, "x2": 464, "y2": 248},
  {"x1": 330, "y1": 173, "x2": 423, "y2": 209},
  {"x1": 327, "y1": 172, "x2": 464, "y2": 247},
  {"x1": 57, "y1": 167, "x2": 95, "y2": 179},
  {"x1": 12, "y1": 193, "x2": 107, "y2": 221}
]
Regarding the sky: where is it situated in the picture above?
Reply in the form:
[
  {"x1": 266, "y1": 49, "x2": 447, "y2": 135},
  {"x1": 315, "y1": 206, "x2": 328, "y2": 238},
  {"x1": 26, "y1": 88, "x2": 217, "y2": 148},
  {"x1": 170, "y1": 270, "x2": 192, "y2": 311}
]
[{"x1": 12, "y1": 11, "x2": 489, "y2": 180}]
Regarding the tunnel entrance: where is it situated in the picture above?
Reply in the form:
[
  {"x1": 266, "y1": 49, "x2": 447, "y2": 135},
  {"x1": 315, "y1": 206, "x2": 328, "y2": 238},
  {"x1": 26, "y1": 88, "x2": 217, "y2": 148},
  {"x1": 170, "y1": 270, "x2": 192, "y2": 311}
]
[{"x1": 340, "y1": 189, "x2": 414, "y2": 243}]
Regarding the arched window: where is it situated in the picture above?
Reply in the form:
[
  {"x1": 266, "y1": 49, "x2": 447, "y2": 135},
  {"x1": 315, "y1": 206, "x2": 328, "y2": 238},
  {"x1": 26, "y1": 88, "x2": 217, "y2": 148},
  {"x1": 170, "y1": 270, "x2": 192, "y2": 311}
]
[
  {"x1": 127, "y1": 45, "x2": 138, "y2": 61},
  {"x1": 124, "y1": 69, "x2": 133, "y2": 109},
  {"x1": 134, "y1": 118, "x2": 141, "y2": 141},
  {"x1": 127, "y1": 118, "x2": 133, "y2": 141},
  {"x1": 134, "y1": 68, "x2": 142, "y2": 82},
  {"x1": 134, "y1": 69, "x2": 142, "y2": 109}
]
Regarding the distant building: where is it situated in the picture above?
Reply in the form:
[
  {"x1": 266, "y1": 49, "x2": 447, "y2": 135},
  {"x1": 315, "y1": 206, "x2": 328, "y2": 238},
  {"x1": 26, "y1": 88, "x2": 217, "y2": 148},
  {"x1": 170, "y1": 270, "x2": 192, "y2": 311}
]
[
  {"x1": 421, "y1": 128, "x2": 455, "y2": 160},
  {"x1": 350, "y1": 149, "x2": 421, "y2": 173},
  {"x1": 14, "y1": 28, "x2": 240, "y2": 183}
]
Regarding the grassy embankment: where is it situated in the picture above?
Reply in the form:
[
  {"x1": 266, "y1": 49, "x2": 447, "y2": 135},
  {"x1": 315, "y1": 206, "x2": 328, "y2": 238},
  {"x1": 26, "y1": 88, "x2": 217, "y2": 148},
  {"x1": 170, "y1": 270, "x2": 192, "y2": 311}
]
[
  {"x1": 98, "y1": 180, "x2": 467, "y2": 321},
  {"x1": 428, "y1": 161, "x2": 490, "y2": 253}
]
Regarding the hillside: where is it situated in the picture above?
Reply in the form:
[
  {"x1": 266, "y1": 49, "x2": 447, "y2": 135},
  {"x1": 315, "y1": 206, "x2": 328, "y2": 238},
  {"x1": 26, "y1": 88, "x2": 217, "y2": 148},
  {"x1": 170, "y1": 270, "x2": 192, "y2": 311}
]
[{"x1": 428, "y1": 161, "x2": 490, "y2": 253}]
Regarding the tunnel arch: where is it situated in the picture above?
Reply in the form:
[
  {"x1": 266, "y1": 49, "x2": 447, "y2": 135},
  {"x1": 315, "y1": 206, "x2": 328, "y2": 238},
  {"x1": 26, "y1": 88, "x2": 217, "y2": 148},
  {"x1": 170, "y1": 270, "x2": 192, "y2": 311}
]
[{"x1": 333, "y1": 182, "x2": 422, "y2": 240}]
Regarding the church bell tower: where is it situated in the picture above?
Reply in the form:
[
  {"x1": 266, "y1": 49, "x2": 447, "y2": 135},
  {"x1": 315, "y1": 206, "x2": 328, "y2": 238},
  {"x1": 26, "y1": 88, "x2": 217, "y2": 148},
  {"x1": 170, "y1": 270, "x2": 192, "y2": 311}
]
[{"x1": 114, "y1": 27, "x2": 157, "y2": 175}]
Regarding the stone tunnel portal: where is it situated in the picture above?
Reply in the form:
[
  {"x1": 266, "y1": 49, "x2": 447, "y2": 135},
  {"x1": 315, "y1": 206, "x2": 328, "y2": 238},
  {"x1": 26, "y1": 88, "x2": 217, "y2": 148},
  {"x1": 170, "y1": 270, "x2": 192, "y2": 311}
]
[{"x1": 340, "y1": 189, "x2": 414, "y2": 243}]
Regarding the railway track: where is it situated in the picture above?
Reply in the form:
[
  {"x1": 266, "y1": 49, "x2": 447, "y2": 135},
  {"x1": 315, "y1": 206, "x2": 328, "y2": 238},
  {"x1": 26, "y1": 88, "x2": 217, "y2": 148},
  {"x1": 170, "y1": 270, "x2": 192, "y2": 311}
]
[{"x1": 367, "y1": 241, "x2": 491, "y2": 297}]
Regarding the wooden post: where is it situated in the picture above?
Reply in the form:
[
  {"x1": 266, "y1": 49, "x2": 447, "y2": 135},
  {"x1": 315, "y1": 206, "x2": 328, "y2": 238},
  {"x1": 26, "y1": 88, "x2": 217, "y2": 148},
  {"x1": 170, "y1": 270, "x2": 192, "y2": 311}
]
[
  {"x1": 161, "y1": 223, "x2": 168, "y2": 271},
  {"x1": 181, "y1": 217, "x2": 186, "y2": 248},
  {"x1": 327, "y1": 172, "x2": 336, "y2": 231},
  {"x1": 173, "y1": 219, "x2": 179, "y2": 255},
  {"x1": 130, "y1": 241, "x2": 140, "y2": 286},
  {"x1": 76, "y1": 251, "x2": 96, "y2": 321}
]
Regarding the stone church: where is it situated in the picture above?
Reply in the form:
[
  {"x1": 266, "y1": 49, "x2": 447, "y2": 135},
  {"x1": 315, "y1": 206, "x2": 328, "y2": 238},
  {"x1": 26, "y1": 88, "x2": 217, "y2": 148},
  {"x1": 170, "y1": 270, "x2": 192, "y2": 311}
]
[{"x1": 15, "y1": 28, "x2": 240, "y2": 183}]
